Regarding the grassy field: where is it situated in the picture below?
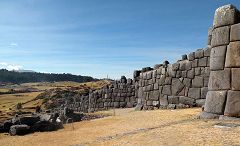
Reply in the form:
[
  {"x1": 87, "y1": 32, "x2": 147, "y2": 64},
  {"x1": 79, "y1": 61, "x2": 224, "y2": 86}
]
[{"x1": 0, "y1": 108, "x2": 240, "y2": 146}]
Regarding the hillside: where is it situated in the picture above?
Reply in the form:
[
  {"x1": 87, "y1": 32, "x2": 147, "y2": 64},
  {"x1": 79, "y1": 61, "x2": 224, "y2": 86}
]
[{"x1": 0, "y1": 69, "x2": 98, "y2": 84}]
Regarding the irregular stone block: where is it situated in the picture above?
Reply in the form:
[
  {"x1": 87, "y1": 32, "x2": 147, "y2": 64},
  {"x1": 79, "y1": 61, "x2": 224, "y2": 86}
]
[
  {"x1": 196, "y1": 99, "x2": 206, "y2": 107},
  {"x1": 188, "y1": 52, "x2": 195, "y2": 61},
  {"x1": 210, "y1": 46, "x2": 227, "y2": 70},
  {"x1": 172, "y1": 62, "x2": 180, "y2": 71},
  {"x1": 199, "y1": 111, "x2": 220, "y2": 119},
  {"x1": 213, "y1": 4, "x2": 240, "y2": 28},
  {"x1": 183, "y1": 78, "x2": 191, "y2": 87},
  {"x1": 179, "y1": 96, "x2": 195, "y2": 106},
  {"x1": 201, "y1": 87, "x2": 208, "y2": 99},
  {"x1": 224, "y1": 91, "x2": 240, "y2": 117},
  {"x1": 164, "y1": 77, "x2": 172, "y2": 85},
  {"x1": 149, "y1": 90, "x2": 159, "y2": 101},
  {"x1": 153, "y1": 83, "x2": 159, "y2": 90},
  {"x1": 198, "y1": 57, "x2": 208, "y2": 67},
  {"x1": 204, "y1": 91, "x2": 227, "y2": 114},
  {"x1": 204, "y1": 77, "x2": 209, "y2": 87},
  {"x1": 192, "y1": 76, "x2": 204, "y2": 88},
  {"x1": 162, "y1": 85, "x2": 171, "y2": 95},
  {"x1": 146, "y1": 101, "x2": 153, "y2": 106},
  {"x1": 211, "y1": 26, "x2": 230, "y2": 47},
  {"x1": 194, "y1": 67, "x2": 201, "y2": 76},
  {"x1": 195, "y1": 49, "x2": 204, "y2": 59},
  {"x1": 231, "y1": 23, "x2": 240, "y2": 41},
  {"x1": 168, "y1": 96, "x2": 179, "y2": 104},
  {"x1": 191, "y1": 59, "x2": 198, "y2": 68},
  {"x1": 208, "y1": 68, "x2": 231, "y2": 90},
  {"x1": 147, "y1": 71, "x2": 152, "y2": 80},
  {"x1": 171, "y1": 78, "x2": 184, "y2": 96},
  {"x1": 232, "y1": 68, "x2": 240, "y2": 90},
  {"x1": 179, "y1": 60, "x2": 191, "y2": 71},
  {"x1": 225, "y1": 41, "x2": 240, "y2": 67},
  {"x1": 204, "y1": 47, "x2": 211, "y2": 57},
  {"x1": 188, "y1": 88, "x2": 201, "y2": 99},
  {"x1": 160, "y1": 95, "x2": 168, "y2": 106},
  {"x1": 182, "y1": 70, "x2": 187, "y2": 78},
  {"x1": 182, "y1": 54, "x2": 188, "y2": 60},
  {"x1": 187, "y1": 69, "x2": 194, "y2": 79},
  {"x1": 152, "y1": 101, "x2": 159, "y2": 107}
]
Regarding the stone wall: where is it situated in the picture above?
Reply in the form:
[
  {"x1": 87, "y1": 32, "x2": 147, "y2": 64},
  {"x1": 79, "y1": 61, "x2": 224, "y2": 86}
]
[
  {"x1": 201, "y1": 5, "x2": 240, "y2": 119},
  {"x1": 134, "y1": 47, "x2": 211, "y2": 110}
]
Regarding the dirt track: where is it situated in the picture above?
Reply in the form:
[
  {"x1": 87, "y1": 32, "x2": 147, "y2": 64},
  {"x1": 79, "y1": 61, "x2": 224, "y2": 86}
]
[{"x1": 0, "y1": 108, "x2": 240, "y2": 146}]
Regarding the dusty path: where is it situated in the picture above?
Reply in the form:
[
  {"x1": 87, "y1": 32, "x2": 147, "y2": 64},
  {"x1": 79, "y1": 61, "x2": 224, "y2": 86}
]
[{"x1": 0, "y1": 108, "x2": 240, "y2": 146}]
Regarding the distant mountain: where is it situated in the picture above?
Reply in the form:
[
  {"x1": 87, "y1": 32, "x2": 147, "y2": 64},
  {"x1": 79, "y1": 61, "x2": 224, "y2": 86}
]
[{"x1": 0, "y1": 69, "x2": 98, "y2": 84}]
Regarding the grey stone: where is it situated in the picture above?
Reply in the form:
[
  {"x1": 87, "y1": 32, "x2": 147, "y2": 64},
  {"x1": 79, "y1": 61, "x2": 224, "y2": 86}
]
[
  {"x1": 192, "y1": 76, "x2": 204, "y2": 88},
  {"x1": 164, "y1": 77, "x2": 172, "y2": 85},
  {"x1": 191, "y1": 59, "x2": 198, "y2": 68},
  {"x1": 182, "y1": 54, "x2": 188, "y2": 60},
  {"x1": 196, "y1": 99, "x2": 206, "y2": 107},
  {"x1": 201, "y1": 87, "x2": 208, "y2": 99},
  {"x1": 225, "y1": 41, "x2": 240, "y2": 67},
  {"x1": 179, "y1": 96, "x2": 195, "y2": 106},
  {"x1": 198, "y1": 57, "x2": 208, "y2": 67},
  {"x1": 179, "y1": 60, "x2": 191, "y2": 71},
  {"x1": 194, "y1": 67, "x2": 201, "y2": 76},
  {"x1": 208, "y1": 68, "x2": 231, "y2": 90},
  {"x1": 162, "y1": 85, "x2": 171, "y2": 95},
  {"x1": 172, "y1": 62, "x2": 180, "y2": 71},
  {"x1": 152, "y1": 101, "x2": 160, "y2": 107},
  {"x1": 208, "y1": 27, "x2": 213, "y2": 46},
  {"x1": 188, "y1": 52, "x2": 195, "y2": 61},
  {"x1": 213, "y1": 4, "x2": 240, "y2": 28},
  {"x1": 187, "y1": 69, "x2": 194, "y2": 79},
  {"x1": 171, "y1": 78, "x2": 184, "y2": 96},
  {"x1": 204, "y1": 77, "x2": 209, "y2": 87},
  {"x1": 135, "y1": 104, "x2": 143, "y2": 111},
  {"x1": 146, "y1": 101, "x2": 153, "y2": 106},
  {"x1": 188, "y1": 88, "x2": 201, "y2": 99},
  {"x1": 211, "y1": 26, "x2": 230, "y2": 47},
  {"x1": 167, "y1": 104, "x2": 176, "y2": 109},
  {"x1": 195, "y1": 49, "x2": 204, "y2": 59},
  {"x1": 160, "y1": 95, "x2": 168, "y2": 106},
  {"x1": 182, "y1": 70, "x2": 187, "y2": 78},
  {"x1": 199, "y1": 111, "x2": 220, "y2": 119},
  {"x1": 204, "y1": 47, "x2": 211, "y2": 57},
  {"x1": 204, "y1": 91, "x2": 227, "y2": 114},
  {"x1": 224, "y1": 91, "x2": 240, "y2": 117},
  {"x1": 149, "y1": 90, "x2": 159, "y2": 101},
  {"x1": 210, "y1": 46, "x2": 227, "y2": 70},
  {"x1": 153, "y1": 83, "x2": 159, "y2": 90},
  {"x1": 168, "y1": 96, "x2": 179, "y2": 104},
  {"x1": 232, "y1": 68, "x2": 240, "y2": 91},
  {"x1": 183, "y1": 78, "x2": 191, "y2": 87},
  {"x1": 231, "y1": 23, "x2": 240, "y2": 41}
]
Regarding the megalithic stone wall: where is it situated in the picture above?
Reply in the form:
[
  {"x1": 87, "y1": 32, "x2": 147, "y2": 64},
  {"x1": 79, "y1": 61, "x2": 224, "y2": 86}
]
[
  {"x1": 201, "y1": 4, "x2": 240, "y2": 119},
  {"x1": 134, "y1": 47, "x2": 211, "y2": 110}
]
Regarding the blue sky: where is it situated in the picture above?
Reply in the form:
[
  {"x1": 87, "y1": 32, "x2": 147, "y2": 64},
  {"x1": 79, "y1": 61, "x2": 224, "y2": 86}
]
[{"x1": 0, "y1": 0, "x2": 240, "y2": 79}]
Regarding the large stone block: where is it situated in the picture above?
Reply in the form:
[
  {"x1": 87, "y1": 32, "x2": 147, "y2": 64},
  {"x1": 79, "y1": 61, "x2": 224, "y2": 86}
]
[
  {"x1": 232, "y1": 68, "x2": 240, "y2": 90},
  {"x1": 208, "y1": 68, "x2": 231, "y2": 90},
  {"x1": 160, "y1": 95, "x2": 168, "y2": 106},
  {"x1": 149, "y1": 90, "x2": 160, "y2": 101},
  {"x1": 196, "y1": 99, "x2": 206, "y2": 107},
  {"x1": 188, "y1": 52, "x2": 195, "y2": 61},
  {"x1": 204, "y1": 91, "x2": 227, "y2": 114},
  {"x1": 198, "y1": 57, "x2": 208, "y2": 67},
  {"x1": 171, "y1": 78, "x2": 184, "y2": 96},
  {"x1": 201, "y1": 87, "x2": 208, "y2": 99},
  {"x1": 179, "y1": 60, "x2": 191, "y2": 71},
  {"x1": 188, "y1": 88, "x2": 201, "y2": 99},
  {"x1": 225, "y1": 41, "x2": 240, "y2": 67},
  {"x1": 211, "y1": 26, "x2": 230, "y2": 47},
  {"x1": 213, "y1": 4, "x2": 240, "y2": 28},
  {"x1": 191, "y1": 59, "x2": 198, "y2": 68},
  {"x1": 231, "y1": 23, "x2": 240, "y2": 41},
  {"x1": 183, "y1": 78, "x2": 191, "y2": 87},
  {"x1": 172, "y1": 62, "x2": 180, "y2": 71},
  {"x1": 162, "y1": 85, "x2": 171, "y2": 95},
  {"x1": 224, "y1": 91, "x2": 240, "y2": 117},
  {"x1": 179, "y1": 96, "x2": 195, "y2": 106},
  {"x1": 204, "y1": 47, "x2": 211, "y2": 57},
  {"x1": 208, "y1": 27, "x2": 213, "y2": 46},
  {"x1": 195, "y1": 49, "x2": 204, "y2": 59},
  {"x1": 192, "y1": 76, "x2": 204, "y2": 88},
  {"x1": 187, "y1": 69, "x2": 194, "y2": 79},
  {"x1": 168, "y1": 96, "x2": 179, "y2": 104},
  {"x1": 210, "y1": 46, "x2": 227, "y2": 70}
]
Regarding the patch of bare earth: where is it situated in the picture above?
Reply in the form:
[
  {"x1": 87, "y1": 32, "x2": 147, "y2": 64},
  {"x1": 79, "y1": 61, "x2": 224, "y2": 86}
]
[{"x1": 0, "y1": 108, "x2": 240, "y2": 146}]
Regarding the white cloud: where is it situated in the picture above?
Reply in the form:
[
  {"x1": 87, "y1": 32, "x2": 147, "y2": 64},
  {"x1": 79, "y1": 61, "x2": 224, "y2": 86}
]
[
  {"x1": 10, "y1": 43, "x2": 18, "y2": 47},
  {"x1": 0, "y1": 62, "x2": 23, "y2": 71}
]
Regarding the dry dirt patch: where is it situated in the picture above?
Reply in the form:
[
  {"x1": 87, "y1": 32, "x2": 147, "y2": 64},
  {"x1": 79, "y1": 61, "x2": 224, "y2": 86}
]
[{"x1": 0, "y1": 108, "x2": 240, "y2": 146}]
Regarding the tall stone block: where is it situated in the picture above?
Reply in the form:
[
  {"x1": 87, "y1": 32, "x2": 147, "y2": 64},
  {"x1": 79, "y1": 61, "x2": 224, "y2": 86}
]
[
  {"x1": 224, "y1": 91, "x2": 240, "y2": 117},
  {"x1": 231, "y1": 68, "x2": 240, "y2": 91},
  {"x1": 210, "y1": 46, "x2": 227, "y2": 70},
  {"x1": 230, "y1": 23, "x2": 240, "y2": 41},
  {"x1": 225, "y1": 41, "x2": 240, "y2": 67},
  {"x1": 204, "y1": 91, "x2": 227, "y2": 114},
  {"x1": 208, "y1": 69, "x2": 230, "y2": 90},
  {"x1": 213, "y1": 4, "x2": 240, "y2": 28}
]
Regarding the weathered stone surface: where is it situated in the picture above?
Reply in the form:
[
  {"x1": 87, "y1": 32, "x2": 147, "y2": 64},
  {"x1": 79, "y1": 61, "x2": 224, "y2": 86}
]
[
  {"x1": 183, "y1": 78, "x2": 191, "y2": 87},
  {"x1": 164, "y1": 77, "x2": 172, "y2": 85},
  {"x1": 149, "y1": 90, "x2": 159, "y2": 101},
  {"x1": 199, "y1": 111, "x2": 220, "y2": 119},
  {"x1": 232, "y1": 68, "x2": 240, "y2": 91},
  {"x1": 224, "y1": 91, "x2": 240, "y2": 117},
  {"x1": 172, "y1": 62, "x2": 180, "y2": 71},
  {"x1": 194, "y1": 67, "x2": 201, "y2": 76},
  {"x1": 192, "y1": 76, "x2": 204, "y2": 88},
  {"x1": 160, "y1": 95, "x2": 168, "y2": 106},
  {"x1": 153, "y1": 83, "x2": 159, "y2": 90},
  {"x1": 146, "y1": 100, "x2": 153, "y2": 106},
  {"x1": 152, "y1": 101, "x2": 159, "y2": 107},
  {"x1": 162, "y1": 85, "x2": 171, "y2": 95},
  {"x1": 204, "y1": 77, "x2": 209, "y2": 87},
  {"x1": 196, "y1": 99, "x2": 206, "y2": 107},
  {"x1": 188, "y1": 88, "x2": 201, "y2": 99},
  {"x1": 179, "y1": 60, "x2": 191, "y2": 71},
  {"x1": 191, "y1": 59, "x2": 198, "y2": 68},
  {"x1": 195, "y1": 49, "x2": 204, "y2": 59},
  {"x1": 188, "y1": 52, "x2": 195, "y2": 61},
  {"x1": 168, "y1": 96, "x2": 179, "y2": 104},
  {"x1": 147, "y1": 71, "x2": 152, "y2": 80},
  {"x1": 201, "y1": 87, "x2": 208, "y2": 99},
  {"x1": 204, "y1": 47, "x2": 211, "y2": 57},
  {"x1": 208, "y1": 69, "x2": 230, "y2": 90},
  {"x1": 231, "y1": 23, "x2": 240, "y2": 41},
  {"x1": 211, "y1": 26, "x2": 230, "y2": 47},
  {"x1": 179, "y1": 96, "x2": 195, "y2": 106},
  {"x1": 225, "y1": 41, "x2": 240, "y2": 67},
  {"x1": 182, "y1": 54, "x2": 187, "y2": 60},
  {"x1": 213, "y1": 4, "x2": 240, "y2": 28},
  {"x1": 210, "y1": 46, "x2": 227, "y2": 70},
  {"x1": 204, "y1": 91, "x2": 227, "y2": 114},
  {"x1": 198, "y1": 57, "x2": 208, "y2": 67},
  {"x1": 171, "y1": 78, "x2": 184, "y2": 96},
  {"x1": 187, "y1": 69, "x2": 194, "y2": 79}
]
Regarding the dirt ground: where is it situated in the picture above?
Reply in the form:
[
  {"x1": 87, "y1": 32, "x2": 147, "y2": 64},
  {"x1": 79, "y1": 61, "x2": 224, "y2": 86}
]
[{"x1": 0, "y1": 108, "x2": 240, "y2": 146}]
